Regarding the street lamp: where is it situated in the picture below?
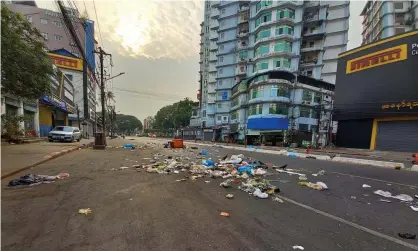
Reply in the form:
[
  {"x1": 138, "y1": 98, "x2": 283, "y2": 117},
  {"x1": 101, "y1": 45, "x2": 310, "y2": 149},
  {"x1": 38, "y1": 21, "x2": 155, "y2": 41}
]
[{"x1": 105, "y1": 72, "x2": 125, "y2": 82}]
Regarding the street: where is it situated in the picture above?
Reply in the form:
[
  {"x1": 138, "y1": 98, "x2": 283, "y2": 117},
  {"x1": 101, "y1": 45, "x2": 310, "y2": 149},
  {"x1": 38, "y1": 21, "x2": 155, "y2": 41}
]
[{"x1": 2, "y1": 137, "x2": 418, "y2": 251}]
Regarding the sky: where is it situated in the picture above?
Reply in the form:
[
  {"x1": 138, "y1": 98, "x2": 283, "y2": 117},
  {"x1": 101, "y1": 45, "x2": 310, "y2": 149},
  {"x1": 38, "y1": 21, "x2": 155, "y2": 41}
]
[{"x1": 36, "y1": 0, "x2": 366, "y2": 122}]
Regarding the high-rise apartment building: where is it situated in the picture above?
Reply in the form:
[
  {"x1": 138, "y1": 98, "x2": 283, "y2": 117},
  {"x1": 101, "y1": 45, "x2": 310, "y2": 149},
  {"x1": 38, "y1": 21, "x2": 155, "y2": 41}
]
[
  {"x1": 360, "y1": 0, "x2": 418, "y2": 45},
  {"x1": 191, "y1": 0, "x2": 349, "y2": 146}
]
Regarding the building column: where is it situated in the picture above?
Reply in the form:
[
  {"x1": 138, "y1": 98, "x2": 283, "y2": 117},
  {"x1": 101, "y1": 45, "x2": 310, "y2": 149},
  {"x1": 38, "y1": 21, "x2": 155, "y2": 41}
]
[
  {"x1": 34, "y1": 101, "x2": 40, "y2": 137},
  {"x1": 18, "y1": 99, "x2": 24, "y2": 131}
]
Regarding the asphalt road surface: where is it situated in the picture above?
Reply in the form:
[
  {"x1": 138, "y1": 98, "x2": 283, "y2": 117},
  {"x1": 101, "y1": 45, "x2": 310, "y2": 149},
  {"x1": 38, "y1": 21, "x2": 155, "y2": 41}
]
[{"x1": 2, "y1": 137, "x2": 418, "y2": 251}]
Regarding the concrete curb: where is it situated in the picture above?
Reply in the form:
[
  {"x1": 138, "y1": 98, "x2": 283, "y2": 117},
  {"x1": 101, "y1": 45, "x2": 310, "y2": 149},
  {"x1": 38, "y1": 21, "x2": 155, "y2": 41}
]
[
  {"x1": 1, "y1": 142, "x2": 94, "y2": 180},
  {"x1": 184, "y1": 141, "x2": 412, "y2": 171}
]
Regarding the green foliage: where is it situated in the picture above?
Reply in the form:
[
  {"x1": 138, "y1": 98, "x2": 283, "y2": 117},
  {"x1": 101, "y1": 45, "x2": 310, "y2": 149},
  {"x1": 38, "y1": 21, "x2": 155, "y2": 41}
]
[
  {"x1": 153, "y1": 98, "x2": 197, "y2": 131},
  {"x1": 115, "y1": 114, "x2": 143, "y2": 134},
  {"x1": 1, "y1": 114, "x2": 33, "y2": 140},
  {"x1": 1, "y1": 4, "x2": 53, "y2": 99}
]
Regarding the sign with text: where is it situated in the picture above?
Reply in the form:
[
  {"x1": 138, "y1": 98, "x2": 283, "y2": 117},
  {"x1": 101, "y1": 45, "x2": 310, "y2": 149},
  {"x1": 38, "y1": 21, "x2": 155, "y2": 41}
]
[
  {"x1": 345, "y1": 44, "x2": 407, "y2": 74},
  {"x1": 48, "y1": 53, "x2": 83, "y2": 72}
]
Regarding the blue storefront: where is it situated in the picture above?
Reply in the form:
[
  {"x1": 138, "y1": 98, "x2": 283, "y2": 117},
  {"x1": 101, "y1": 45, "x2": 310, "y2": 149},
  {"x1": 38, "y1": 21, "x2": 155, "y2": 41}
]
[
  {"x1": 247, "y1": 117, "x2": 289, "y2": 146},
  {"x1": 39, "y1": 95, "x2": 75, "y2": 137}
]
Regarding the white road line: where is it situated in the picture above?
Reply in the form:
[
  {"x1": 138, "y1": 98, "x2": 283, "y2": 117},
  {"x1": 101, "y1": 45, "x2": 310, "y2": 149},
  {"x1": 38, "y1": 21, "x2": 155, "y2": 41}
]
[
  {"x1": 330, "y1": 171, "x2": 418, "y2": 189},
  {"x1": 276, "y1": 194, "x2": 418, "y2": 250}
]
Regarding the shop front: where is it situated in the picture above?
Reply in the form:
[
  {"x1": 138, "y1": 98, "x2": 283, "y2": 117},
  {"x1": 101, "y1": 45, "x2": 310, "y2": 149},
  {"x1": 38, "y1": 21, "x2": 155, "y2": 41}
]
[
  {"x1": 246, "y1": 117, "x2": 289, "y2": 146},
  {"x1": 39, "y1": 95, "x2": 75, "y2": 137}
]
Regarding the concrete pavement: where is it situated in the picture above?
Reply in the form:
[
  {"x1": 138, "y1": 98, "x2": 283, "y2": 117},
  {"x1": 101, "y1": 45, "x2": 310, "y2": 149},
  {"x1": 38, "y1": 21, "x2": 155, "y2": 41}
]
[
  {"x1": 1, "y1": 139, "x2": 93, "y2": 179},
  {"x1": 2, "y1": 138, "x2": 418, "y2": 250}
]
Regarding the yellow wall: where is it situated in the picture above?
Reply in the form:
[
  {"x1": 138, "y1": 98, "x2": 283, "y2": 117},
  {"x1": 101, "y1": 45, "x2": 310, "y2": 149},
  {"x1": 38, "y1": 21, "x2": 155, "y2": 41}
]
[
  {"x1": 39, "y1": 104, "x2": 52, "y2": 126},
  {"x1": 64, "y1": 113, "x2": 68, "y2": 126},
  {"x1": 370, "y1": 116, "x2": 418, "y2": 150}
]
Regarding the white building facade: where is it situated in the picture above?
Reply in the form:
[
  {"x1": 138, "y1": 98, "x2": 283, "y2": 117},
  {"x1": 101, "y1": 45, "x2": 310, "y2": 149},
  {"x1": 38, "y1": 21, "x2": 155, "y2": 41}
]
[{"x1": 190, "y1": 0, "x2": 349, "y2": 146}]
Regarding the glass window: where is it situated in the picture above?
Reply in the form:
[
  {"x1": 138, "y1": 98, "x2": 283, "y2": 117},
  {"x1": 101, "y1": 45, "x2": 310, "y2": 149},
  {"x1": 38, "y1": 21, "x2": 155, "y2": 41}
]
[
  {"x1": 314, "y1": 93, "x2": 322, "y2": 103},
  {"x1": 217, "y1": 115, "x2": 222, "y2": 121},
  {"x1": 40, "y1": 18, "x2": 48, "y2": 24},
  {"x1": 255, "y1": 45, "x2": 269, "y2": 56},
  {"x1": 249, "y1": 104, "x2": 263, "y2": 115},
  {"x1": 251, "y1": 86, "x2": 264, "y2": 99},
  {"x1": 299, "y1": 107, "x2": 310, "y2": 117},
  {"x1": 270, "y1": 85, "x2": 290, "y2": 98},
  {"x1": 25, "y1": 15, "x2": 33, "y2": 23},
  {"x1": 255, "y1": 12, "x2": 272, "y2": 27},
  {"x1": 273, "y1": 41, "x2": 292, "y2": 52},
  {"x1": 255, "y1": 60, "x2": 269, "y2": 71},
  {"x1": 231, "y1": 111, "x2": 239, "y2": 120},
  {"x1": 55, "y1": 34, "x2": 63, "y2": 41},
  {"x1": 269, "y1": 104, "x2": 288, "y2": 115},
  {"x1": 276, "y1": 25, "x2": 294, "y2": 36},
  {"x1": 302, "y1": 90, "x2": 312, "y2": 101},
  {"x1": 231, "y1": 98, "x2": 239, "y2": 107},
  {"x1": 273, "y1": 58, "x2": 291, "y2": 68},
  {"x1": 256, "y1": 29, "x2": 271, "y2": 41},
  {"x1": 299, "y1": 123, "x2": 309, "y2": 131},
  {"x1": 239, "y1": 51, "x2": 248, "y2": 59}
]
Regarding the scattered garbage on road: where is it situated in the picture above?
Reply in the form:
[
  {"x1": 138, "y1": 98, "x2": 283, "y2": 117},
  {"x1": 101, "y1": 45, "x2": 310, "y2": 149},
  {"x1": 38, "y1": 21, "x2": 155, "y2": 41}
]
[
  {"x1": 293, "y1": 245, "x2": 304, "y2": 250},
  {"x1": 220, "y1": 212, "x2": 230, "y2": 217},
  {"x1": 8, "y1": 173, "x2": 70, "y2": 187},
  {"x1": 226, "y1": 194, "x2": 234, "y2": 199},
  {"x1": 362, "y1": 184, "x2": 371, "y2": 188},
  {"x1": 398, "y1": 233, "x2": 416, "y2": 239},
  {"x1": 78, "y1": 208, "x2": 93, "y2": 215}
]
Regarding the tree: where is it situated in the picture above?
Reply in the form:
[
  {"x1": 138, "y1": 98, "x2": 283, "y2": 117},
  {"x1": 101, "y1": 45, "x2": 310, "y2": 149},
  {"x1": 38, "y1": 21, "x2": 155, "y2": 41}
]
[
  {"x1": 153, "y1": 98, "x2": 197, "y2": 131},
  {"x1": 1, "y1": 4, "x2": 54, "y2": 99},
  {"x1": 115, "y1": 114, "x2": 143, "y2": 135},
  {"x1": 105, "y1": 91, "x2": 115, "y2": 105},
  {"x1": 1, "y1": 114, "x2": 33, "y2": 143}
]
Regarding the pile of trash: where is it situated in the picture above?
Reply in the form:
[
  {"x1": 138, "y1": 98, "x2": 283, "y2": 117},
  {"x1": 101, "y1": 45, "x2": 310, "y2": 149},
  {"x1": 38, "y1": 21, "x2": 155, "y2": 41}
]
[{"x1": 8, "y1": 173, "x2": 70, "y2": 187}]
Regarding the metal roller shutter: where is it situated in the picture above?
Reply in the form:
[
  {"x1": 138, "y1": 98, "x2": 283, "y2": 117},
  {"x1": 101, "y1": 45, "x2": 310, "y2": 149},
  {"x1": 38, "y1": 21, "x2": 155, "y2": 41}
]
[{"x1": 375, "y1": 120, "x2": 418, "y2": 152}]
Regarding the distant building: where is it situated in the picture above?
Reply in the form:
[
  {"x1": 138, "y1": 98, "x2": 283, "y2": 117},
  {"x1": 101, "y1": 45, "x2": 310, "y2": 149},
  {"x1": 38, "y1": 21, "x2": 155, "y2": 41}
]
[
  {"x1": 143, "y1": 116, "x2": 155, "y2": 131},
  {"x1": 360, "y1": 0, "x2": 418, "y2": 45}
]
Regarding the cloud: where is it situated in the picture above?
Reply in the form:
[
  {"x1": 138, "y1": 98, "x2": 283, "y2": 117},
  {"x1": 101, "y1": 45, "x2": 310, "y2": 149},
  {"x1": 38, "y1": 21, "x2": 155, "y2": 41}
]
[{"x1": 93, "y1": 0, "x2": 203, "y2": 60}]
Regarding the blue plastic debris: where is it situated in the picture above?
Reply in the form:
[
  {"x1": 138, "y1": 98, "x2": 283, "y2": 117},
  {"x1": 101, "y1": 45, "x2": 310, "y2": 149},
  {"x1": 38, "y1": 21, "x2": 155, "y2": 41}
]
[
  {"x1": 200, "y1": 150, "x2": 208, "y2": 155},
  {"x1": 237, "y1": 166, "x2": 254, "y2": 175},
  {"x1": 288, "y1": 153, "x2": 297, "y2": 158},
  {"x1": 202, "y1": 159, "x2": 215, "y2": 167},
  {"x1": 123, "y1": 144, "x2": 134, "y2": 149}
]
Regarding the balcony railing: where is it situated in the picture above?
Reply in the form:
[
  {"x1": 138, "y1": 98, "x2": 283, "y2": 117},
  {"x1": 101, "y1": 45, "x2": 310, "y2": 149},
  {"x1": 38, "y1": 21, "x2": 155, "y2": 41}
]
[
  {"x1": 304, "y1": 14, "x2": 319, "y2": 22},
  {"x1": 237, "y1": 30, "x2": 249, "y2": 37}
]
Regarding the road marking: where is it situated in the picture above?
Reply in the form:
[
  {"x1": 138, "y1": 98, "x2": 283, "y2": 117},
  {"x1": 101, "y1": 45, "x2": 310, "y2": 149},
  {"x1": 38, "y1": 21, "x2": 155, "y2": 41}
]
[
  {"x1": 330, "y1": 171, "x2": 418, "y2": 189},
  {"x1": 276, "y1": 194, "x2": 418, "y2": 250}
]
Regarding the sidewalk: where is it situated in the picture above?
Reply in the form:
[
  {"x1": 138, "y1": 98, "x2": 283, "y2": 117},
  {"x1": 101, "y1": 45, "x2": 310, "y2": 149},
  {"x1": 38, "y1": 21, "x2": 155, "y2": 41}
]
[
  {"x1": 1, "y1": 139, "x2": 93, "y2": 179},
  {"x1": 184, "y1": 140, "x2": 415, "y2": 166}
]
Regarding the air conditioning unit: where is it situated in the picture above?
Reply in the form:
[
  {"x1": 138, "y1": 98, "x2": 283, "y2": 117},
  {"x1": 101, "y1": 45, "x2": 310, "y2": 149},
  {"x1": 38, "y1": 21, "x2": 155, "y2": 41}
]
[{"x1": 221, "y1": 116, "x2": 229, "y2": 123}]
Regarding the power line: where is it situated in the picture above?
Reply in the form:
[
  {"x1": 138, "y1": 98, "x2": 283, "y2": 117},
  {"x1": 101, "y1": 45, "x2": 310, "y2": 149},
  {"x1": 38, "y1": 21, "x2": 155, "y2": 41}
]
[
  {"x1": 113, "y1": 87, "x2": 191, "y2": 100},
  {"x1": 92, "y1": 0, "x2": 103, "y2": 48}
]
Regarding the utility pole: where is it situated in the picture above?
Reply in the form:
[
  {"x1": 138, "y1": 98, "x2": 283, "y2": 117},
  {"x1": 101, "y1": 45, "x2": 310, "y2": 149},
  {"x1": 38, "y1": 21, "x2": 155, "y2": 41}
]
[
  {"x1": 94, "y1": 47, "x2": 111, "y2": 146},
  {"x1": 76, "y1": 105, "x2": 81, "y2": 129}
]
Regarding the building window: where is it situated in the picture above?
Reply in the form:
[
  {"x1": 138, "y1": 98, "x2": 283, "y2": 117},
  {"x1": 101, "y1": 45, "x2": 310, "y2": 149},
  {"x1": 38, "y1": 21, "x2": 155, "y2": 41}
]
[
  {"x1": 41, "y1": 32, "x2": 48, "y2": 40},
  {"x1": 231, "y1": 111, "x2": 239, "y2": 120},
  {"x1": 249, "y1": 104, "x2": 263, "y2": 115},
  {"x1": 299, "y1": 107, "x2": 310, "y2": 117},
  {"x1": 52, "y1": 20, "x2": 63, "y2": 27},
  {"x1": 269, "y1": 104, "x2": 288, "y2": 115},
  {"x1": 256, "y1": 29, "x2": 271, "y2": 41},
  {"x1": 251, "y1": 86, "x2": 264, "y2": 99},
  {"x1": 270, "y1": 85, "x2": 290, "y2": 98},
  {"x1": 276, "y1": 25, "x2": 294, "y2": 36},
  {"x1": 314, "y1": 92, "x2": 322, "y2": 103},
  {"x1": 277, "y1": 8, "x2": 295, "y2": 19},
  {"x1": 255, "y1": 45, "x2": 269, "y2": 56},
  {"x1": 273, "y1": 58, "x2": 291, "y2": 68},
  {"x1": 255, "y1": 12, "x2": 272, "y2": 27},
  {"x1": 40, "y1": 18, "x2": 48, "y2": 24},
  {"x1": 217, "y1": 115, "x2": 222, "y2": 121},
  {"x1": 219, "y1": 45, "x2": 224, "y2": 51},
  {"x1": 219, "y1": 56, "x2": 224, "y2": 62},
  {"x1": 231, "y1": 98, "x2": 239, "y2": 107},
  {"x1": 299, "y1": 123, "x2": 309, "y2": 131},
  {"x1": 394, "y1": 2, "x2": 403, "y2": 9},
  {"x1": 256, "y1": 0, "x2": 272, "y2": 12},
  {"x1": 239, "y1": 50, "x2": 248, "y2": 59},
  {"x1": 55, "y1": 34, "x2": 63, "y2": 41},
  {"x1": 302, "y1": 90, "x2": 312, "y2": 102},
  {"x1": 25, "y1": 15, "x2": 33, "y2": 23},
  {"x1": 274, "y1": 41, "x2": 292, "y2": 52},
  {"x1": 220, "y1": 32, "x2": 225, "y2": 39},
  {"x1": 255, "y1": 60, "x2": 269, "y2": 71},
  {"x1": 219, "y1": 68, "x2": 223, "y2": 74},
  {"x1": 217, "y1": 103, "x2": 222, "y2": 108}
]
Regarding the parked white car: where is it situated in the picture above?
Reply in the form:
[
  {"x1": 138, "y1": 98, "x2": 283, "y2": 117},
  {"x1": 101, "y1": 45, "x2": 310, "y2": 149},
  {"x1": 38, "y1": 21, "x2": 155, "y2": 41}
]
[{"x1": 48, "y1": 126, "x2": 82, "y2": 142}]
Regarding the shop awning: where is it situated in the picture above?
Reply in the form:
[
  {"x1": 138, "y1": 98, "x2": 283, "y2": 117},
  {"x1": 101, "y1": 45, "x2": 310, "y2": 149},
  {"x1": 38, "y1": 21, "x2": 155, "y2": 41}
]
[{"x1": 248, "y1": 117, "x2": 289, "y2": 130}]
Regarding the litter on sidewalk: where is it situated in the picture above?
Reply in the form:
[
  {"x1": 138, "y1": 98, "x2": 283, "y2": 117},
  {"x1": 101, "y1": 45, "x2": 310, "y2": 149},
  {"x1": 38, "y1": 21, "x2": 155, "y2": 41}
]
[
  {"x1": 8, "y1": 173, "x2": 70, "y2": 187},
  {"x1": 78, "y1": 208, "x2": 92, "y2": 215}
]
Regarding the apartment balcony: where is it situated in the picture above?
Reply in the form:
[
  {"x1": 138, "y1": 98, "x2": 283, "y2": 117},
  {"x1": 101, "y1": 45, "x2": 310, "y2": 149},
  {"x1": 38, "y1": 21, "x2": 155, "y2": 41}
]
[
  {"x1": 253, "y1": 51, "x2": 294, "y2": 61},
  {"x1": 238, "y1": 13, "x2": 249, "y2": 24},
  {"x1": 236, "y1": 65, "x2": 247, "y2": 76},
  {"x1": 209, "y1": 53, "x2": 217, "y2": 62},
  {"x1": 237, "y1": 57, "x2": 248, "y2": 64},
  {"x1": 216, "y1": 105, "x2": 231, "y2": 114},
  {"x1": 210, "y1": 20, "x2": 219, "y2": 30},
  {"x1": 300, "y1": 45, "x2": 322, "y2": 53},
  {"x1": 254, "y1": 18, "x2": 296, "y2": 32},
  {"x1": 212, "y1": 0, "x2": 220, "y2": 8},
  {"x1": 254, "y1": 34, "x2": 294, "y2": 47},
  {"x1": 238, "y1": 5, "x2": 249, "y2": 13},
  {"x1": 211, "y1": 8, "x2": 220, "y2": 18},
  {"x1": 210, "y1": 32, "x2": 218, "y2": 41},
  {"x1": 237, "y1": 30, "x2": 249, "y2": 38},
  {"x1": 277, "y1": 0, "x2": 303, "y2": 8},
  {"x1": 304, "y1": 14, "x2": 320, "y2": 23},
  {"x1": 189, "y1": 118, "x2": 201, "y2": 127},
  {"x1": 209, "y1": 43, "x2": 218, "y2": 51},
  {"x1": 209, "y1": 64, "x2": 217, "y2": 72},
  {"x1": 299, "y1": 58, "x2": 318, "y2": 67},
  {"x1": 208, "y1": 83, "x2": 216, "y2": 93},
  {"x1": 304, "y1": 0, "x2": 320, "y2": 10},
  {"x1": 302, "y1": 28, "x2": 325, "y2": 39}
]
